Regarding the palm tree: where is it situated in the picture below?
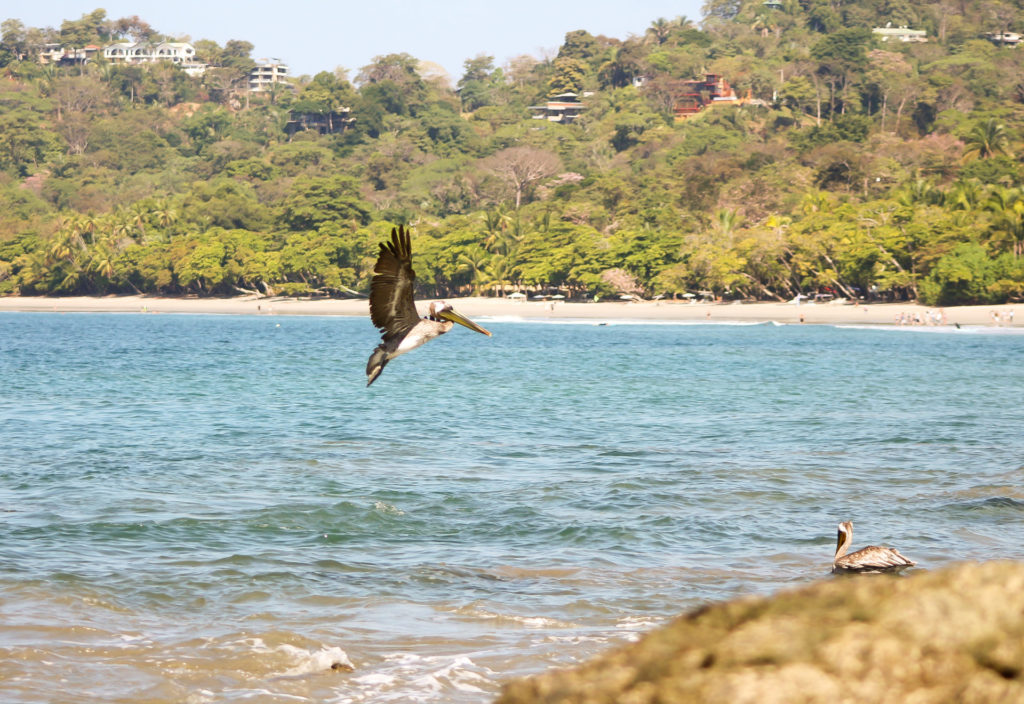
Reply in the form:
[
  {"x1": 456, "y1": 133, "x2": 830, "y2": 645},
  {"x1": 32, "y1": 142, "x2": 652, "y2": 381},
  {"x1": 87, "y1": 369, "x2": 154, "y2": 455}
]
[
  {"x1": 15, "y1": 250, "x2": 52, "y2": 291},
  {"x1": 945, "y1": 179, "x2": 983, "y2": 211},
  {"x1": 89, "y1": 242, "x2": 117, "y2": 279},
  {"x1": 456, "y1": 245, "x2": 491, "y2": 295},
  {"x1": 751, "y1": 10, "x2": 778, "y2": 38},
  {"x1": 646, "y1": 18, "x2": 671, "y2": 45},
  {"x1": 986, "y1": 186, "x2": 1024, "y2": 257},
  {"x1": 896, "y1": 176, "x2": 939, "y2": 207},
  {"x1": 76, "y1": 213, "x2": 99, "y2": 245},
  {"x1": 962, "y1": 118, "x2": 1011, "y2": 161},
  {"x1": 150, "y1": 199, "x2": 179, "y2": 241},
  {"x1": 711, "y1": 209, "x2": 744, "y2": 241},
  {"x1": 479, "y1": 254, "x2": 521, "y2": 296}
]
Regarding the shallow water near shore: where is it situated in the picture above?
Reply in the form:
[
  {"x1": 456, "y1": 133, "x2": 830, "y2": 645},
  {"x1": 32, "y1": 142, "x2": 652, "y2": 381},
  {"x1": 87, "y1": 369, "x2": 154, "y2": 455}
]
[{"x1": 2, "y1": 312, "x2": 1023, "y2": 703}]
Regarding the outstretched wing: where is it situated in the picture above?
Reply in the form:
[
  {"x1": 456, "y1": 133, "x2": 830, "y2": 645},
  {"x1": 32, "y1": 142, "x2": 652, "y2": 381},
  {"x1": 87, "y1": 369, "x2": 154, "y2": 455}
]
[{"x1": 369, "y1": 226, "x2": 420, "y2": 340}]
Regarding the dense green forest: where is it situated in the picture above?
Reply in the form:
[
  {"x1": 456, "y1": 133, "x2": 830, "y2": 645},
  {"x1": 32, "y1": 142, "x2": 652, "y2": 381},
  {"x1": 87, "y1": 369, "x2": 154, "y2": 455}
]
[{"x1": 1, "y1": 1, "x2": 1024, "y2": 304}]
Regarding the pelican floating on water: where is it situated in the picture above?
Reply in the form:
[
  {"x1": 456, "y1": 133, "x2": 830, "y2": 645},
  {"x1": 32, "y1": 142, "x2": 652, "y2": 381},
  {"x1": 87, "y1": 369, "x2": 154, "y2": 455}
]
[
  {"x1": 832, "y1": 521, "x2": 916, "y2": 573},
  {"x1": 366, "y1": 226, "x2": 491, "y2": 386}
]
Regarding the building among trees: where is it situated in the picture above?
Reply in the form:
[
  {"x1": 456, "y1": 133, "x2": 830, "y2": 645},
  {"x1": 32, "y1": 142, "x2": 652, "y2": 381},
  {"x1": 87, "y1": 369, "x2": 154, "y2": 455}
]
[
  {"x1": 285, "y1": 108, "x2": 355, "y2": 137},
  {"x1": 673, "y1": 74, "x2": 737, "y2": 119},
  {"x1": 38, "y1": 43, "x2": 101, "y2": 66},
  {"x1": 529, "y1": 93, "x2": 586, "y2": 123},
  {"x1": 249, "y1": 59, "x2": 289, "y2": 92},
  {"x1": 871, "y1": 24, "x2": 928, "y2": 42},
  {"x1": 103, "y1": 40, "x2": 206, "y2": 75}
]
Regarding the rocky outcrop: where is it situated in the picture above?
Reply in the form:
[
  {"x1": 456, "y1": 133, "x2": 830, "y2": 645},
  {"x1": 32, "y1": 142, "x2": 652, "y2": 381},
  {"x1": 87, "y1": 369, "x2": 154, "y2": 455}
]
[{"x1": 497, "y1": 562, "x2": 1024, "y2": 704}]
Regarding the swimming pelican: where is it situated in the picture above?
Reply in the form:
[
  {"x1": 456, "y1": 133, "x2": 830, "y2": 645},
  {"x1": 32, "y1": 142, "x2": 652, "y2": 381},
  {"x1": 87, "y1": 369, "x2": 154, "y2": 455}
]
[
  {"x1": 832, "y1": 521, "x2": 916, "y2": 573},
  {"x1": 366, "y1": 225, "x2": 491, "y2": 386}
]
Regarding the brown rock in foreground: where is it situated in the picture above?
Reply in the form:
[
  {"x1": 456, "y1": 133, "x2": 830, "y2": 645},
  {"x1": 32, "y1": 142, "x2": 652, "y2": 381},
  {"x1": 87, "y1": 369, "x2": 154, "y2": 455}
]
[{"x1": 497, "y1": 562, "x2": 1024, "y2": 704}]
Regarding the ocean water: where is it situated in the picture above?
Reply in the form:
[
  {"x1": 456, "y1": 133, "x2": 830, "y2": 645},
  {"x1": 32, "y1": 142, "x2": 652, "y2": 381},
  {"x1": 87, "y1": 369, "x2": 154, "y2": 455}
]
[{"x1": 1, "y1": 311, "x2": 1022, "y2": 703}]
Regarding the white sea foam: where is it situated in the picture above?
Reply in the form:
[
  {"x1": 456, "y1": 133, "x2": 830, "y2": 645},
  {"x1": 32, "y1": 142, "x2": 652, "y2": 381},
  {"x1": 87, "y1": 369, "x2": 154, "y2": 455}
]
[
  {"x1": 331, "y1": 653, "x2": 494, "y2": 703},
  {"x1": 278, "y1": 645, "x2": 354, "y2": 676},
  {"x1": 616, "y1": 616, "x2": 662, "y2": 631},
  {"x1": 411, "y1": 656, "x2": 490, "y2": 694},
  {"x1": 836, "y1": 323, "x2": 1024, "y2": 335},
  {"x1": 350, "y1": 673, "x2": 396, "y2": 686},
  {"x1": 373, "y1": 500, "x2": 405, "y2": 516}
]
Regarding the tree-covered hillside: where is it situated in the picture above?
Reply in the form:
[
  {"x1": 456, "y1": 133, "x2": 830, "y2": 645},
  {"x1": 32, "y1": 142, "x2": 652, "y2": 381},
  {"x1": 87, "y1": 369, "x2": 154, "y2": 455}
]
[{"x1": 1, "y1": 1, "x2": 1023, "y2": 304}]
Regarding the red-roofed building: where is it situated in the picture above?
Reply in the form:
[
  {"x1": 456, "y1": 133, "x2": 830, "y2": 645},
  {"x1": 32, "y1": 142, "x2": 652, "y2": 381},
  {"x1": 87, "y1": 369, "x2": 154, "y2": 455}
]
[{"x1": 673, "y1": 74, "x2": 737, "y2": 119}]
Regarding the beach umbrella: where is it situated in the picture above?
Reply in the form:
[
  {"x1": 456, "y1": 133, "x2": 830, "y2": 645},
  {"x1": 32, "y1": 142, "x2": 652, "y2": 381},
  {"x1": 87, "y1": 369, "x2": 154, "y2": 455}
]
[
  {"x1": 507, "y1": 292, "x2": 526, "y2": 299},
  {"x1": 551, "y1": 294, "x2": 566, "y2": 299}
]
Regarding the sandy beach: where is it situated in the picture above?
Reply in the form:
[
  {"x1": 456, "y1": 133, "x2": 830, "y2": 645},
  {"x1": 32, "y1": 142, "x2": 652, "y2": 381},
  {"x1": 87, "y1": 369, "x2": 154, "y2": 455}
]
[{"x1": 0, "y1": 294, "x2": 1019, "y2": 327}]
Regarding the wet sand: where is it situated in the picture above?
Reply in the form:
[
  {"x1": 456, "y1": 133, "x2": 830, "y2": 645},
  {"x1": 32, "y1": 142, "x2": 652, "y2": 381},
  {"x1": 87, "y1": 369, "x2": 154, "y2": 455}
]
[{"x1": 0, "y1": 295, "x2": 1018, "y2": 327}]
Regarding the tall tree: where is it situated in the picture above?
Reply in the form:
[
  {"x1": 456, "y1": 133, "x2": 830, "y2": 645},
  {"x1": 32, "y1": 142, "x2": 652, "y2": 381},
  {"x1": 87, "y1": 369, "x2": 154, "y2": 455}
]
[{"x1": 482, "y1": 147, "x2": 562, "y2": 209}]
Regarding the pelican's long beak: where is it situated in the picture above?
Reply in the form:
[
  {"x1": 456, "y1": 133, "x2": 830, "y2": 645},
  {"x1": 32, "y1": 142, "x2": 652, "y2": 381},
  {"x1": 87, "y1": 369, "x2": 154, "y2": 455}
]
[{"x1": 438, "y1": 308, "x2": 492, "y2": 336}]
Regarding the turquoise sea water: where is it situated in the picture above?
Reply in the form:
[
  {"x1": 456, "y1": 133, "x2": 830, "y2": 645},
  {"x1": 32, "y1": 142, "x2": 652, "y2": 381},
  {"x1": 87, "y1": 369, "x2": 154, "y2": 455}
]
[{"x1": 1, "y1": 311, "x2": 1023, "y2": 702}]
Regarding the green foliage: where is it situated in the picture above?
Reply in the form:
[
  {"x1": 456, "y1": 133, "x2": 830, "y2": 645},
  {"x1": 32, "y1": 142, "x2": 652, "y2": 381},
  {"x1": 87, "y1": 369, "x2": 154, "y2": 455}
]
[
  {"x1": 3, "y1": 3, "x2": 1024, "y2": 304},
  {"x1": 548, "y1": 58, "x2": 588, "y2": 96},
  {"x1": 280, "y1": 175, "x2": 371, "y2": 230},
  {"x1": 919, "y1": 242, "x2": 998, "y2": 305}
]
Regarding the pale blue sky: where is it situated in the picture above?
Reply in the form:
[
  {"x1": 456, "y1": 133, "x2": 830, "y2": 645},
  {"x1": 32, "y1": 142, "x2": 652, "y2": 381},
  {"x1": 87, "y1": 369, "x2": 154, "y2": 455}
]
[{"x1": 9, "y1": 0, "x2": 706, "y2": 82}]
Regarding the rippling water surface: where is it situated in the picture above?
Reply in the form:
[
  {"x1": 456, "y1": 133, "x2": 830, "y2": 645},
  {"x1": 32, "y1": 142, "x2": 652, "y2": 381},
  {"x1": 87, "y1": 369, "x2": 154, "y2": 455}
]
[{"x1": 1, "y1": 311, "x2": 1022, "y2": 702}]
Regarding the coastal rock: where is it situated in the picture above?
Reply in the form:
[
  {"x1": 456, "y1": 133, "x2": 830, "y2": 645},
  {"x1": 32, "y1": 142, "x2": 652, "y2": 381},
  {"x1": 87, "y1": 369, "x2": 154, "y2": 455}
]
[{"x1": 496, "y1": 561, "x2": 1024, "y2": 704}]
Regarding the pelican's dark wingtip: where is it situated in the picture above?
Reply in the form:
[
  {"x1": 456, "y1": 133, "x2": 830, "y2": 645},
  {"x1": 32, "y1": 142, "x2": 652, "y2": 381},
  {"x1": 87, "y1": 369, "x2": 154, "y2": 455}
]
[{"x1": 366, "y1": 345, "x2": 388, "y2": 386}]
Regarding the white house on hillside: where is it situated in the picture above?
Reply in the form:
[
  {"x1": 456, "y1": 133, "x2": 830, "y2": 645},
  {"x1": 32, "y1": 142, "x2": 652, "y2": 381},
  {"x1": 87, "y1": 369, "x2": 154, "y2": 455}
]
[
  {"x1": 103, "y1": 41, "x2": 207, "y2": 76},
  {"x1": 871, "y1": 24, "x2": 927, "y2": 42},
  {"x1": 249, "y1": 59, "x2": 289, "y2": 92}
]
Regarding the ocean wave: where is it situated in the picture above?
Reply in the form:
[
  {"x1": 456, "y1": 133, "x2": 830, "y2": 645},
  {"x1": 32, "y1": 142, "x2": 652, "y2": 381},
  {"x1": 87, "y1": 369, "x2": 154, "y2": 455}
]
[
  {"x1": 452, "y1": 604, "x2": 576, "y2": 629},
  {"x1": 835, "y1": 323, "x2": 1024, "y2": 335},
  {"x1": 477, "y1": 316, "x2": 779, "y2": 327},
  {"x1": 336, "y1": 653, "x2": 496, "y2": 703}
]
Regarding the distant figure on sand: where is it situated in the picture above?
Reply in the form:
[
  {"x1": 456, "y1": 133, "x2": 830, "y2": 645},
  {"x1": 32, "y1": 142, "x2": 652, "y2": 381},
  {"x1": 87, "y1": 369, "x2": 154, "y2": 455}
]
[{"x1": 832, "y1": 521, "x2": 916, "y2": 574}]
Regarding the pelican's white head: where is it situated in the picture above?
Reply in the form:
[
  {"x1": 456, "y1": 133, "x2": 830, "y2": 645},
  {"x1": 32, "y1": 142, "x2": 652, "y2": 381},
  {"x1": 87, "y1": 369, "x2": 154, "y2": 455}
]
[
  {"x1": 835, "y1": 521, "x2": 853, "y2": 558},
  {"x1": 427, "y1": 301, "x2": 491, "y2": 336},
  {"x1": 427, "y1": 301, "x2": 451, "y2": 320}
]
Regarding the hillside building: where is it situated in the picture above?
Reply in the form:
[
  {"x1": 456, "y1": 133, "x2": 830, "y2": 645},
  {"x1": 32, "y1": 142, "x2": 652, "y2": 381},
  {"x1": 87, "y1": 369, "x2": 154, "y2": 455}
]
[
  {"x1": 285, "y1": 108, "x2": 355, "y2": 137},
  {"x1": 984, "y1": 31, "x2": 1022, "y2": 46},
  {"x1": 529, "y1": 93, "x2": 586, "y2": 124},
  {"x1": 103, "y1": 41, "x2": 207, "y2": 75},
  {"x1": 249, "y1": 59, "x2": 289, "y2": 92},
  {"x1": 673, "y1": 74, "x2": 737, "y2": 119},
  {"x1": 38, "y1": 43, "x2": 101, "y2": 66},
  {"x1": 871, "y1": 24, "x2": 928, "y2": 42}
]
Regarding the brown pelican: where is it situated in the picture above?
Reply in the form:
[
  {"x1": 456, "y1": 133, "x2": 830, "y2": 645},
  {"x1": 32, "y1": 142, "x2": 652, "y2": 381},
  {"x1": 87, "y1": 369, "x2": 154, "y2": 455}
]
[
  {"x1": 832, "y1": 521, "x2": 916, "y2": 573},
  {"x1": 366, "y1": 225, "x2": 491, "y2": 386}
]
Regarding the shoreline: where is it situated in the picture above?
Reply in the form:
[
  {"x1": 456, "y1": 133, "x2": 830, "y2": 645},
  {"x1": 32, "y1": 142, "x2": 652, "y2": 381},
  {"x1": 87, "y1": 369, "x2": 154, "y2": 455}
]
[{"x1": 0, "y1": 294, "x2": 1019, "y2": 327}]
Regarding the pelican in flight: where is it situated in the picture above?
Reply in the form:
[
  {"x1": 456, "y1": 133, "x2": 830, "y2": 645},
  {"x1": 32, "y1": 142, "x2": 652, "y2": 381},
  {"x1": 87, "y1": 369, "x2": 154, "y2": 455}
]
[
  {"x1": 366, "y1": 226, "x2": 491, "y2": 386},
  {"x1": 832, "y1": 521, "x2": 916, "y2": 573}
]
